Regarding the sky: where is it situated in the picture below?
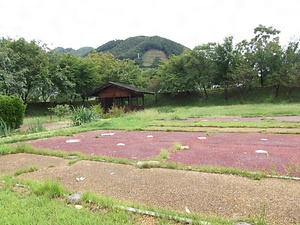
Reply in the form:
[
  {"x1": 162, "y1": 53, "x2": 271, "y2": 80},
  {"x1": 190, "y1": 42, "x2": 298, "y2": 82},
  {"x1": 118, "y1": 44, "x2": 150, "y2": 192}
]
[{"x1": 1, "y1": 0, "x2": 300, "y2": 50}]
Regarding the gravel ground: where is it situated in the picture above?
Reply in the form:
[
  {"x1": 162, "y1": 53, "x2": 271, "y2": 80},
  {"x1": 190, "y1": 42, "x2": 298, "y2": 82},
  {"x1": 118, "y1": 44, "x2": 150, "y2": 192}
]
[{"x1": 0, "y1": 153, "x2": 299, "y2": 225}]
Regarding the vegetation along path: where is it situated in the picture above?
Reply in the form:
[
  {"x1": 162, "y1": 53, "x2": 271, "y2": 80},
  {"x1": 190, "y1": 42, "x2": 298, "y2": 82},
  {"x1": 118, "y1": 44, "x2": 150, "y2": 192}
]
[{"x1": 0, "y1": 153, "x2": 299, "y2": 225}]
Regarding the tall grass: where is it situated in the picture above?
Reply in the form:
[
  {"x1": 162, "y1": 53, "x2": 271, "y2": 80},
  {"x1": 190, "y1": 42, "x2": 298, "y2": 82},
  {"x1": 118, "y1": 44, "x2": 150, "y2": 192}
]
[
  {"x1": 71, "y1": 106, "x2": 97, "y2": 126},
  {"x1": 32, "y1": 180, "x2": 64, "y2": 198},
  {"x1": 0, "y1": 116, "x2": 10, "y2": 137}
]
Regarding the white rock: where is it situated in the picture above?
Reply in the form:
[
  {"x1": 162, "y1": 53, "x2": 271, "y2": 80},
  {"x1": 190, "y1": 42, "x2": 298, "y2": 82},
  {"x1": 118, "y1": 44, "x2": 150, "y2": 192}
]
[
  {"x1": 101, "y1": 133, "x2": 115, "y2": 136},
  {"x1": 146, "y1": 135, "x2": 153, "y2": 138},
  {"x1": 137, "y1": 161, "x2": 160, "y2": 167},
  {"x1": 197, "y1": 137, "x2": 207, "y2": 140},
  {"x1": 67, "y1": 193, "x2": 82, "y2": 204},
  {"x1": 181, "y1": 145, "x2": 189, "y2": 150},
  {"x1": 255, "y1": 150, "x2": 268, "y2": 154},
  {"x1": 75, "y1": 205, "x2": 83, "y2": 210},
  {"x1": 66, "y1": 139, "x2": 81, "y2": 143},
  {"x1": 260, "y1": 138, "x2": 268, "y2": 141},
  {"x1": 76, "y1": 177, "x2": 85, "y2": 182},
  {"x1": 185, "y1": 207, "x2": 191, "y2": 214},
  {"x1": 117, "y1": 143, "x2": 125, "y2": 146}
]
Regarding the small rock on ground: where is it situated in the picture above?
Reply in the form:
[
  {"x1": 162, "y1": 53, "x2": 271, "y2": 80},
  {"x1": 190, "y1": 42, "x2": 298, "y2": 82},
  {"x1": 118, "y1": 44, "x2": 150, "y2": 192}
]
[{"x1": 67, "y1": 193, "x2": 82, "y2": 204}]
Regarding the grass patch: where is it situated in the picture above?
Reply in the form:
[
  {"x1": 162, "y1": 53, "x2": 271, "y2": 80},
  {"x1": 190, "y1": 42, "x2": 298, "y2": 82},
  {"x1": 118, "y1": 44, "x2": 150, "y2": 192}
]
[
  {"x1": 27, "y1": 119, "x2": 47, "y2": 133},
  {"x1": 14, "y1": 166, "x2": 39, "y2": 176},
  {"x1": 149, "y1": 120, "x2": 300, "y2": 129},
  {"x1": 1, "y1": 103, "x2": 299, "y2": 146},
  {"x1": 156, "y1": 149, "x2": 169, "y2": 162},
  {"x1": 0, "y1": 176, "x2": 241, "y2": 225},
  {"x1": 156, "y1": 142, "x2": 183, "y2": 163},
  {"x1": 31, "y1": 179, "x2": 65, "y2": 198}
]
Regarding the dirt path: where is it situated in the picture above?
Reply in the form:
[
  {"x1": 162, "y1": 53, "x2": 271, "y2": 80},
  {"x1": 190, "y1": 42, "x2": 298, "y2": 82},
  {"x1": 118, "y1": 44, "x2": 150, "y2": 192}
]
[{"x1": 0, "y1": 153, "x2": 299, "y2": 225}]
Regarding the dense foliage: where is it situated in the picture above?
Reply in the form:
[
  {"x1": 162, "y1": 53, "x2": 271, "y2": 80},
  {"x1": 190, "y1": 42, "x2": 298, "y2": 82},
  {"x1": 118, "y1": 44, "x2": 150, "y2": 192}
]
[
  {"x1": 156, "y1": 25, "x2": 300, "y2": 99},
  {"x1": 0, "y1": 95, "x2": 26, "y2": 129},
  {"x1": 1, "y1": 25, "x2": 300, "y2": 105}
]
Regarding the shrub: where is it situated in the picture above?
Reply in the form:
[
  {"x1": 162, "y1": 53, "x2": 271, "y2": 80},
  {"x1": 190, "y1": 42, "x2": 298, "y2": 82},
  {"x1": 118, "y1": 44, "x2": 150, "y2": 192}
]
[
  {"x1": 0, "y1": 95, "x2": 26, "y2": 129},
  {"x1": 71, "y1": 106, "x2": 97, "y2": 126},
  {"x1": 48, "y1": 104, "x2": 71, "y2": 120},
  {"x1": 28, "y1": 119, "x2": 46, "y2": 133},
  {"x1": 90, "y1": 104, "x2": 104, "y2": 118},
  {"x1": 105, "y1": 105, "x2": 124, "y2": 118}
]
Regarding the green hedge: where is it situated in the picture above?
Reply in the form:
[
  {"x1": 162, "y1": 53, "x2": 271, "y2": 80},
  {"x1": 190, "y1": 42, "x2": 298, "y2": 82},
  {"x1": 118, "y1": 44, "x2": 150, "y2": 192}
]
[{"x1": 0, "y1": 95, "x2": 26, "y2": 129}]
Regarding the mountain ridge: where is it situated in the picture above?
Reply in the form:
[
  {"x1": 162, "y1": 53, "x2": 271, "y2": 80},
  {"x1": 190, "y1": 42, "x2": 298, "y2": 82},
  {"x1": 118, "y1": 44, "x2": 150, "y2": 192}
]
[{"x1": 54, "y1": 35, "x2": 188, "y2": 67}]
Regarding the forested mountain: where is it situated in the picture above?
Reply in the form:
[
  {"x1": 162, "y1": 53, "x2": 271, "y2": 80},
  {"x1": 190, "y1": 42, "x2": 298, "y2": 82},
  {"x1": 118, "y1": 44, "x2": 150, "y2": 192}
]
[
  {"x1": 54, "y1": 36, "x2": 188, "y2": 67},
  {"x1": 96, "y1": 36, "x2": 187, "y2": 61},
  {"x1": 72, "y1": 47, "x2": 94, "y2": 56},
  {"x1": 53, "y1": 46, "x2": 93, "y2": 57},
  {"x1": 53, "y1": 47, "x2": 74, "y2": 54}
]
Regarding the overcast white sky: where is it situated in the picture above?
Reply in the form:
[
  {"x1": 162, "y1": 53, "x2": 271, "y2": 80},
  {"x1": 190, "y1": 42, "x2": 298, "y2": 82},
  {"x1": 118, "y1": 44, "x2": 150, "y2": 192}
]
[{"x1": 1, "y1": 0, "x2": 300, "y2": 49}]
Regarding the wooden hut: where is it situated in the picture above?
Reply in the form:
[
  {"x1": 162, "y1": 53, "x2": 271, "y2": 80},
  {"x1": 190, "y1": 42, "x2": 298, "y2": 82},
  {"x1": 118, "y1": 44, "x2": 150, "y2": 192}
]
[{"x1": 90, "y1": 82, "x2": 154, "y2": 112}]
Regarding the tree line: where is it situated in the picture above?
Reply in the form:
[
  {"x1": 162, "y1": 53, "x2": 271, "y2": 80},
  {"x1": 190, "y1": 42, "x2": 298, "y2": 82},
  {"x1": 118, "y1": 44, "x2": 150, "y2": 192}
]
[
  {"x1": 156, "y1": 25, "x2": 300, "y2": 99},
  {"x1": 1, "y1": 24, "x2": 300, "y2": 104}
]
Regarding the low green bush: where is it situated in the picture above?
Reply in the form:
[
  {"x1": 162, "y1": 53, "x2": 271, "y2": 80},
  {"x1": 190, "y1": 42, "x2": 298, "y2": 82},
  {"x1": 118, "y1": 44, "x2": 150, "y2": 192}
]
[
  {"x1": 90, "y1": 104, "x2": 104, "y2": 118},
  {"x1": 105, "y1": 105, "x2": 124, "y2": 118},
  {"x1": 71, "y1": 106, "x2": 97, "y2": 126},
  {"x1": 48, "y1": 104, "x2": 71, "y2": 120},
  {"x1": 0, "y1": 95, "x2": 26, "y2": 129}
]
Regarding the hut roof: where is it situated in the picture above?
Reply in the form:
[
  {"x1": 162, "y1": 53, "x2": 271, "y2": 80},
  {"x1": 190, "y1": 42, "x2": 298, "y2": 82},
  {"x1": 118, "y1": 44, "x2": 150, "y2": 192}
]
[{"x1": 89, "y1": 82, "x2": 154, "y2": 97}]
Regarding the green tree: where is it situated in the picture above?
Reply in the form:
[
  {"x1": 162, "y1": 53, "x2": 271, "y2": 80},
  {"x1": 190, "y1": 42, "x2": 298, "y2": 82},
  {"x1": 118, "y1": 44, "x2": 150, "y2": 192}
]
[
  {"x1": 4, "y1": 38, "x2": 50, "y2": 103},
  {"x1": 51, "y1": 53, "x2": 77, "y2": 102},
  {"x1": 0, "y1": 38, "x2": 26, "y2": 96},
  {"x1": 186, "y1": 44, "x2": 216, "y2": 99},
  {"x1": 247, "y1": 24, "x2": 281, "y2": 86},
  {"x1": 158, "y1": 54, "x2": 192, "y2": 94},
  {"x1": 271, "y1": 39, "x2": 300, "y2": 96},
  {"x1": 214, "y1": 37, "x2": 241, "y2": 100},
  {"x1": 74, "y1": 55, "x2": 101, "y2": 101}
]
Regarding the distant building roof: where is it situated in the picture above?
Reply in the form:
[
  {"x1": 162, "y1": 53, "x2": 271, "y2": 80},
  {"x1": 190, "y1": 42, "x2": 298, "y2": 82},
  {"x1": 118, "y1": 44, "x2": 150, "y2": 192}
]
[{"x1": 89, "y1": 82, "x2": 154, "y2": 97}]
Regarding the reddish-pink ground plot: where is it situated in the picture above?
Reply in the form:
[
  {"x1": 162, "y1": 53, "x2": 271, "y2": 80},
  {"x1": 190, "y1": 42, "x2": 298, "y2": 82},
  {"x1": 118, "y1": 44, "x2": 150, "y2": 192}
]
[{"x1": 25, "y1": 130, "x2": 300, "y2": 176}]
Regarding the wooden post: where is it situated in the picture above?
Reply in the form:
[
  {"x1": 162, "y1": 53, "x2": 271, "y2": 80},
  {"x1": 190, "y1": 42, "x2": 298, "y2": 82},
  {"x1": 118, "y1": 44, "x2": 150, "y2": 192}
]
[
  {"x1": 129, "y1": 95, "x2": 132, "y2": 110},
  {"x1": 142, "y1": 95, "x2": 145, "y2": 109}
]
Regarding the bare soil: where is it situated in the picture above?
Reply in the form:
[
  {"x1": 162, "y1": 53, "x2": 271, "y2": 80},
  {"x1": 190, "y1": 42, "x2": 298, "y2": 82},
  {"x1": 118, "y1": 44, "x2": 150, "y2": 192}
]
[{"x1": 0, "y1": 153, "x2": 299, "y2": 225}]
